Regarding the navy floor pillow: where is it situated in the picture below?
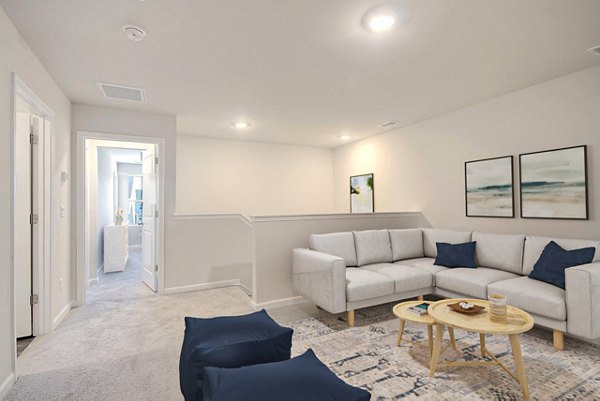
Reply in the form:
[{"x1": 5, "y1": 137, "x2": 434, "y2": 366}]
[
  {"x1": 179, "y1": 309, "x2": 293, "y2": 401},
  {"x1": 529, "y1": 240, "x2": 595, "y2": 289},
  {"x1": 202, "y1": 349, "x2": 371, "y2": 401}
]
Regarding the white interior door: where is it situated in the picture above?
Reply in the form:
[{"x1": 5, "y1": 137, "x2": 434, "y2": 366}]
[
  {"x1": 15, "y1": 112, "x2": 36, "y2": 338},
  {"x1": 141, "y1": 148, "x2": 158, "y2": 291}
]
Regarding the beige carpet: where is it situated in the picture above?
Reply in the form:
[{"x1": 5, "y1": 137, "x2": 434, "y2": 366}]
[{"x1": 6, "y1": 252, "x2": 600, "y2": 400}]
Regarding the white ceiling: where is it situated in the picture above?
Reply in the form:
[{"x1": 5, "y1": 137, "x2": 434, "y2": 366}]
[{"x1": 2, "y1": 0, "x2": 600, "y2": 147}]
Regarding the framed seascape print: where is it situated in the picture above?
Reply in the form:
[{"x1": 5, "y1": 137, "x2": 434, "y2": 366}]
[
  {"x1": 465, "y1": 156, "x2": 514, "y2": 217},
  {"x1": 519, "y1": 145, "x2": 588, "y2": 220},
  {"x1": 350, "y1": 173, "x2": 374, "y2": 213}
]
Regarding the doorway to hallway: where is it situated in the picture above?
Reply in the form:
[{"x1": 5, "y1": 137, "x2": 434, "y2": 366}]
[{"x1": 80, "y1": 138, "x2": 162, "y2": 304}]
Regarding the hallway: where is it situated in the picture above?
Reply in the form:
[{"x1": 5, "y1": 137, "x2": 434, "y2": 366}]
[{"x1": 87, "y1": 247, "x2": 153, "y2": 304}]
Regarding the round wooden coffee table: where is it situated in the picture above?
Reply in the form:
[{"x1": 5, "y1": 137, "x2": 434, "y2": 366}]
[
  {"x1": 428, "y1": 298, "x2": 534, "y2": 401},
  {"x1": 392, "y1": 301, "x2": 457, "y2": 357}
]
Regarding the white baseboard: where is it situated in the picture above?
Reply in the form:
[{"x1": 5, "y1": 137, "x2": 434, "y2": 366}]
[
  {"x1": 52, "y1": 301, "x2": 73, "y2": 330},
  {"x1": 237, "y1": 284, "x2": 252, "y2": 296},
  {"x1": 0, "y1": 372, "x2": 15, "y2": 399},
  {"x1": 251, "y1": 296, "x2": 308, "y2": 310},
  {"x1": 163, "y1": 279, "x2": 241, "y2": 295}
]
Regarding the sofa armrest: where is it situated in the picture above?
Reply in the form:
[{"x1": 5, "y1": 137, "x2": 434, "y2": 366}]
[
  {"x1": 565, "y1": 262, "x2": 600, "y2": 339},
  {"x1": 292, "y1": 249, "x2": 347, "y2": 314}
]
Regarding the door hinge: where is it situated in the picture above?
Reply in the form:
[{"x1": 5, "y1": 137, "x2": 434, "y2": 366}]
[
  {"x1": 30, "y1": 133, "x2": 39, "y2": 145},
  {"x1": 30, "y1": 294, "x2": 39, "y2": 305},
  {"x1": 154, "y1": 265, "x2": 159, "y2": 272},
  {"x1": 30, "y1": 214, "x2": 39, "y2": 225},
  {"x1": 155, "y1": 156, "x2": 159, "y2": 165},
  {"x1": 155, "y1": 210, "x2": 159, "y2": 218}
]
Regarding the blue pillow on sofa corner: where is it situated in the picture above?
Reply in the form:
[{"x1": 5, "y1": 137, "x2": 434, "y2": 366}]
[
  {"x1": 529, "y1": 241, "x2": 595, "y2": 289},
  {"x1": 179, "y1": 309, "x2": 293, "y2": 401},
  {"x1": 434, "y1": 241, "x2": 478, "y2": 268},
  {"x1": 202, "y1": 349, "x2": 371, "y2": 401}
]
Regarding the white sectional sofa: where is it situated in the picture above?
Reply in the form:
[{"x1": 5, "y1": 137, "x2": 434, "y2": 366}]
[{"x1": 292, "y1": 228, "x2": 600, "y2": 350}]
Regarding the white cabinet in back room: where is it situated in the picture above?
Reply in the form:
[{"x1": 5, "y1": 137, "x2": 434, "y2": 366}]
[{"x1": 104, "y1": 224, "x2": 129, "y2": 272}]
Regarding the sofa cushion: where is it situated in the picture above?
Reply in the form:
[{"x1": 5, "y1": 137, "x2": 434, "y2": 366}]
[
  {"x1": 488, "y1": 276, "x2": 566, "y2": 321},
  {"x1": 435, "y1": 267, "x2": 519, "y2": 299},
  {"x1": 389, "y1": 229, "x2": 424, "y2": 261},
  {"x1": 310, "y1": 232, "x2": 357, "y2": 267},
  {"x1": 523, "y1": 235, "x2": 600, "y2": 275},
  {"x1": 395, "y1": 258, "x2": 448, "y2": 285},
  {"x1": 345, "y1": 268, "x2": 395, "y2": 302},
  {"x1": 362, "y1": 263, "x2": 433, "y2": 293},
  {"x1": 472, "y1": 231, "x2": 525, "y2": 274},
  {"x1": 529, "y1": 241, "x2": 595, "y2": 289},
  {"x1": 179, "y1": 310, "x2": 293, "y2": 401},
  {"x1": 202, "y1": 349, "x2": 371, "y2": 401},
  {"x1": 434, "y1": 242, "x2": 477, "y2": 268},
  {"x1": 353, "y1": 230, "x2": 393, "y2": 266},
  {"x1": 423, "y1": 228, "x2": 472, "y2": 258}
]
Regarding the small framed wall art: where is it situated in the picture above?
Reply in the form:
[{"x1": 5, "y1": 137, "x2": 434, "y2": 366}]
[
  {"x1": 519, "y1": 145, "x2": 588, "y2": 220},
  {"x1": 350, "y1": 173, "x2": 374, "y2": 213},
  {"x1": 465, "y1": 156, "x2": 514, "y2": 218}
]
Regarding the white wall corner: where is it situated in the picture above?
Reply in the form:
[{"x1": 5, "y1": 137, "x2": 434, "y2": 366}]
[{"x1": 0, "y1": 372, "x2": 15, "y2": 400}]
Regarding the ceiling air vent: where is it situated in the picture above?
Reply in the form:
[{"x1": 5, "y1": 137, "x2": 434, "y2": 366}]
[
  {"x1": 378, "y1": 121, "x2": 400, "y2": 128},
  {"x1": 98, "y1": 83, "x2": 145, "y2": 102},
  {"x1": 587, "y1": 45, "x2": 600, "y2": 56}
]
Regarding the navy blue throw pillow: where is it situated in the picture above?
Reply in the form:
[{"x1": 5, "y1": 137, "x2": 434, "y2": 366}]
[
  {"x1": 529, "y1": 241, "x2": 595, "y2": 289},
  {"x1": 202, "y1": 349, "x2": 371, "y2": 401},
  {"x1": 434, "y1": 241, "x2": 478, "y2": 268},
  {"x1": 179, "y1": 310, "x2": 293, "y2": 401}
]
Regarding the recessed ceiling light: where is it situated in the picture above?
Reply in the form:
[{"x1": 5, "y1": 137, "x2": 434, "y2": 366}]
[
  {"x1": 232, "y1": 121, "x2": 251, "y2": 129},
  {"x1": 338, "y1": 135, "x2": 352, "y2": 140},
  {"x1": 122, "y1": 25, "x2": 146, "y2": 42},
  {"x1": 367, "y1": 14, "x2": 396, "y2": 32}
]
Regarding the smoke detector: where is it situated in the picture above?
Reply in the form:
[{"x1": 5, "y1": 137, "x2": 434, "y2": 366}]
[
  {"x1": 122, "y1": 25, "x2": 146, "y2": 42},
  {"x1": 587, "y1": 45, "x2": 600, "y2": 56}
]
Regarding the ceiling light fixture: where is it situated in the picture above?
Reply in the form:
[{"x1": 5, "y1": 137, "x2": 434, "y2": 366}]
[
  {"x1": 122, "y1": 25, "x2": 146, "y2": 42},
  {"x1": 232, "y1": 121, "x2": 251, "y2": 129},
  {"x1": 361, "y1": 4, "x2": 406, "y2": 33},
  {"x1": 338, "y1": 135, "x2": 352, "y2": 140},
  {"x1": 367, "y1": 14, "x2": 396, "y2": 32}
]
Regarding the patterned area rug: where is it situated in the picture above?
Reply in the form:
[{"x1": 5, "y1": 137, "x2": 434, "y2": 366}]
[{"x1": 287, "y1": 303, "x2": 600, "y2": 401}]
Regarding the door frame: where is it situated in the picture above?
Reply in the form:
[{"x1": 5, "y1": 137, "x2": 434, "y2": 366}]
[
  {"x1": 11, "y1": 74, "x2": 54, "y2": 372},
  {"x1": 75, "y1": 131, "x2": 165, "y2": 306}
]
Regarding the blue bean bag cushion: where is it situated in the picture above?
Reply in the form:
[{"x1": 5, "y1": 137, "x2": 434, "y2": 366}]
[
  {"x1": 179, "y1": 310, "x2": 293, "y2": 401},
  {"x1": 202, "y1": 349, "x2": 371, "y2": 401}
]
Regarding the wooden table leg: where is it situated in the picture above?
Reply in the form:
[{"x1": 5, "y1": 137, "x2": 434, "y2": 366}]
[
  {"x1": 397, "y1": 319, "x2": 406, "y2": 346},
  {"x1": 509, "y1": 334, "x2": 530, "y2": 401},
  {"x1": 429, "y1": 323, "x2": 445, "y2": 377},
  {"x1": 427, "y1": 324, "x2": 433, "y2": 355},
  {"x1": 448, "y1": 327, "x2": 458, "y2": 351},
  {"x1": 479, "y1": 333, "x2": 486, "y2": 357}
]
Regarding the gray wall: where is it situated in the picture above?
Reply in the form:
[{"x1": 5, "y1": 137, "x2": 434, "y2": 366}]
[{"x1": 333, "y1": 65, "x2": 600, "y2": 241}]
